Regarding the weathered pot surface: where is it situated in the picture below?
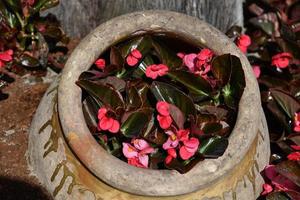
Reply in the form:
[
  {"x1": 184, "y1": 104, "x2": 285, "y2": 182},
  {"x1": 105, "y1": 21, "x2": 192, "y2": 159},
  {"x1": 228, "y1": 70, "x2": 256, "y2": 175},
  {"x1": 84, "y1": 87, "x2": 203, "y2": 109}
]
[{"x1": 28, "y1": 10, "x2": 270, "y2": 199}]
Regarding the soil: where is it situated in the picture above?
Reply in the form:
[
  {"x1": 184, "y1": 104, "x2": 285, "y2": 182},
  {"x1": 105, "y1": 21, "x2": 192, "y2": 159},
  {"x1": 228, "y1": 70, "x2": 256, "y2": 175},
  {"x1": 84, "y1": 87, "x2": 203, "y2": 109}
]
[{"x1": 0, "y1": 77, "x2": 53, "y2": 200}]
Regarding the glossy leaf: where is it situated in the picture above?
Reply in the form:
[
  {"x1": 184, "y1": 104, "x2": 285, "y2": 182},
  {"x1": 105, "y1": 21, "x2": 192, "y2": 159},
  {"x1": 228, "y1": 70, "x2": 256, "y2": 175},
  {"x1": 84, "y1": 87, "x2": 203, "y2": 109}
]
[
  {"x1": 275, "y1": 160, "x2": 300, "y2": 187},
  {"x1": 198, "y1": 136, "x2": 228, "y2": 158},
  {"x1": 266, "y1": 192, "x2": 290, "y2": 200},
  {"x1": 4, "y1": 0, "x2": 21, "y2": 13},
  {"x1": 211, "y1": 54, "x2": 232, "y2": 86},
  {"x1": 202, "y1": 122, "x2": 223, "y2": 134},
  {"x1": 150, "y1": 81, "x2": 196, "y2": 117},
  {"x1": 79, "y1": 70, "x2": 108, "y2": 80},
  {"x1": 168, "y1": 70, "x2": 212, "y2": 97},
  {"x1": 120, "y1": 108, "x2": 153, "y2": 138},
  {"x1": 82, "y1": 96, "x2": 99, "y2": 134},
  {"x1": 110, "y1": 46, "x2": 124, "y2": 69},
  {"x1": 165, "y1": 155, "x2": 202, "y2": 174},
  {"x1": 126, "y1": 85, "x2": 142, "y2": 111},
  {"x1": 76, "y1": 79, "x2": 124, "y2": 111},
  {"x1": 270, "y1": 89, "x2": 300, "y2": 119},
  {"x1": 96, "y1": 76, "x2": 126, "y2": 92},
  {"x1": 19, "y1": 54, "x2": 40, "y2": 68},
  {"x1": 132, "y1": 55, "x2": 155, "y2": 78},
  {"x1": 119, "y1": 35, "x2": 152, "y2": 59},
  {"x1": 152, "y1": 39, "x2": 182, "y2": 69}
]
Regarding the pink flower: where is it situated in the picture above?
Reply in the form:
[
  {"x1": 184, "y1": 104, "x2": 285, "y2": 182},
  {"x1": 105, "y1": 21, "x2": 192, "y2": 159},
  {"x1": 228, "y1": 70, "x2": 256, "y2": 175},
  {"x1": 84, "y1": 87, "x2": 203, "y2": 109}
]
[
  {"x1": 291, "y1": 145, "x2": 300, "y2": 151},
  {"x1": 287, "y1": 152, "x2": 300, "y2": 161},
  {"x1": 165, "y1": 148, "x2": 177, "y2": 164},
  {"x1": 163, "y1": 130, "x2": 179, "y2": 149},
  {"x1": 237, "y1": 34, "x2": 251, "y2": 53},
  {"x1": 163, "y1": 129, "x2": 190, "y2": 150},
  {"x1": 97, "y1": 108, "x2": 120, "y2": 133},
  {"x1": 126, "y1": 49, "x2": 142, "y2": 66},
  {"x1": 294, "y1": 112, "x2": 300, "y2": 132},
  {"x1": 95, "y1": 58, "x2": 106, "y2": 70},
  {"x1": 252, "y1": 65, "x2": 261, "y2": 78},
  {"x1": 271, "y1": 52, "x2": 293, "y2": 69},
  {"x1": 183, "y1": 53, "x2": 197, "y2": 72},
  {"x1": 122, "y1": 139, "x2": 154, "y2": 168},
  {"x1": 0, "y1": 49, "x2": 13, "y2": 68},
  {"x1": 261, "y1": 183, "x2": 273, "y2": 195},
  {"x1": 179, "y1": 137, "x2": 199, "y2": 160},
  {"x1": 156, "y1": 101, "x2": 173, "y2": 129},
  {"x1": 145, "y1": 64, "x2": 169, "y2": 79}
]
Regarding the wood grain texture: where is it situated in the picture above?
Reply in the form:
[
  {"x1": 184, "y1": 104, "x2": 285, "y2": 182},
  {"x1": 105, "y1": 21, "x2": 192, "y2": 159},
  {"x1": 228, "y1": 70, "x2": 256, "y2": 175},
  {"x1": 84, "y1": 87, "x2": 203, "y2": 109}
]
[{"x1": 45, "y1": 0, "x2": 243, "y2": 38}]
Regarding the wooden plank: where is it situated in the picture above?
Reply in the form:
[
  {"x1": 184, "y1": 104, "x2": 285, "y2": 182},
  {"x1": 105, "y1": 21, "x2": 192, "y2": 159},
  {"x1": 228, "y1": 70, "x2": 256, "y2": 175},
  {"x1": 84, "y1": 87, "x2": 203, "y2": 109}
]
[{"x1": 45, "y1": 0, "x2": 243, "y2": 38}]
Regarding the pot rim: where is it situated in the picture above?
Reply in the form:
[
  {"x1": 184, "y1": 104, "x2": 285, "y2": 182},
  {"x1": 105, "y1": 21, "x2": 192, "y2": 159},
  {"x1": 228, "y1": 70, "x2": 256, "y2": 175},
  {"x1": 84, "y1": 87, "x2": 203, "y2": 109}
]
[{"x1": 58, "y1": 10, "x2": 261, "y2": 196}]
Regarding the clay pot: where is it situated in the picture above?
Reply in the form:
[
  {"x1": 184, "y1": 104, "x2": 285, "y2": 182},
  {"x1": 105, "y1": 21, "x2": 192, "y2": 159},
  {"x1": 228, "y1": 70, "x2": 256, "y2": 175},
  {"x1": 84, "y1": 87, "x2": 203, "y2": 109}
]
[{"x1": 28, "y1": 11, "x2": 270, "y2": 200}]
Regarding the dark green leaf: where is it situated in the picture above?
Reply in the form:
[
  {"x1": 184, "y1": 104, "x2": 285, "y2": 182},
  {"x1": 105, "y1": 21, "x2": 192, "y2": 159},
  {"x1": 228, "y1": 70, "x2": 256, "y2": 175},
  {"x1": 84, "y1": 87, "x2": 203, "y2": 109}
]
[
  {"x1": 119, "y1": 35, "x2": 153, "y2": 58},
  {"x1": 132, "y1": 55, "x2": 155, "y2": 78},
  {"x1": 96, "y1": 76, "x2": 126, "y2": 92},
  {"x1": 211, "y1": 54, "x2": 232, "y2": 86},
  {"x1": 168, "y1": 70, "x2": 212, "y2": 97},
  {"x1": 202, "y1": 122, "x2": 223, "y2": 134},
  {"x1": 249, "y1": 15, "x2": 274, "y2": 36},
  {"x1": 76, "y1": 79, "x2": 124, "y2": 111},
  {"x1": 43, "y1": 25, "x2": 63, "y2": 40},
  {"x1": 126, "y1": 85, "x2": 142, "y2": 111},
  {"x1": 266, "y1": 192, "x2": 290, "y2": 200},
  {"x1": 198, "y1": 136, "x2": 228, "y2": 158},
  {"x1": 143, "y1": 127, "x2": 167, "y2": 145},
  {"x1": 79, "y1": 70, "x2": 108, "y2": 80},
  {"x1": 225, "y1": 25, "x2": 242, "y2": 38},
  {"x1": 19, "y1": 54, "x2": 40, "y2": 68},
  {"x1": 152, "y1": 39, "x2": 182, "y2": 69},
  {"x1": 82, "y1": 96, "x2": 99, "y2": 134},
  {"x1": 120, "y1": 108, "x2": 153, "y2": 138},
  {"x1": 4, "y1": 0, "x2": 21, "y2": 13},
  {"x1": 150, "y1": 81, "x2": 196, "y2": 117},
  {"x1": 0, "y1": 1, "x2": 18, "y2": 28},
  {"x1": 275, "y1": 160, "x2": 300, "y2": 187},
  {"x1": 271, "y1": 89, "x2": 300, "y2": 119},
  {"x1": 110, "y1": 46, "x2": 124, "y2": 69}
]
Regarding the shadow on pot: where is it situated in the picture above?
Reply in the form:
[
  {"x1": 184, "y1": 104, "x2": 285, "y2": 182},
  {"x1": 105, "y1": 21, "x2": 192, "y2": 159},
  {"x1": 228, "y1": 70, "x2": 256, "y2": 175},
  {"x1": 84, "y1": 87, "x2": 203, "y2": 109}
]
[{"x1": 0, "y1": 176, "x2": 53, "y2": 200}]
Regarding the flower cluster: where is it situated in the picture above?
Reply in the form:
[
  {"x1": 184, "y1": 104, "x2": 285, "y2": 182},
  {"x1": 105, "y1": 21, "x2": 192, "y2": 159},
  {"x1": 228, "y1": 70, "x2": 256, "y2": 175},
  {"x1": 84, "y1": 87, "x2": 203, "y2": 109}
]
[
  {"x1": 0, "y1": 50, "x2": 13, "y2": 68},
  {"x1": 177, "y1": 48, "x2": 213, "y2": 76},
  {"x1": 122, "y1": 139, "x2": 155, "y2": 168}
]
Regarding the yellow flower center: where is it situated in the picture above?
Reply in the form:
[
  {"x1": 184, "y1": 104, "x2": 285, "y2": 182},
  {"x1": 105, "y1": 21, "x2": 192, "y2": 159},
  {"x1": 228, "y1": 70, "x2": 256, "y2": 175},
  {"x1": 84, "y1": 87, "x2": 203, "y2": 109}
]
[{"x1": 170, "y1": 134, "x2": 177, "y2": 141}]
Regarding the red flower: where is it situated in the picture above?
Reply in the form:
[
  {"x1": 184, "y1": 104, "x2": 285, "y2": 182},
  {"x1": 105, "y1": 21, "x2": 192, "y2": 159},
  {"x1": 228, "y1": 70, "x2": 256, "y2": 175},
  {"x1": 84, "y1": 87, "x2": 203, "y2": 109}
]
[
  {"x1": 97, "y1": 108, "x2": 120, "y2": 133},
  {"x1": 145, "y1": 64, "x2": 169, "y2": 79},
  {"x1": 163, "y1": 129, "x2": 189, "y2": 150},
  {"x1": 261, "y1": 183, "x2": 273, "y2": 195},
  {"x1": 236, "y1": 34, "x2": 251, "y2": 53},
  {"x1": 156, "y1": 101, "x2": 173, "y2": 129},
  {"x1": 287, "y1": 152, "x2": 300, "y2": 161},
  {"x1": 126, "y1": 49, "x2": 142, "y2": 66},
  {"x1": 0, "y1": 49, "x2": 13, "y2": 68},
  {"x1": 183, "y1": 53, "x2": 197, "y2": 72},
  {"x1": 252, "y1": 65, "x2": 261, "y2": 78},
  {"x1": 291, "y1": 145, "x2": 300, "y2": 151},
  {"x1": 179, "y1": 137, "x2": 199, "y2": 160},
  {"x1": 95, "y1": 58, "x2": 106, "y2": 70},
  {"x1": 271, "y1": 52, "x2": 293, "y2": 69},
  {"x1": 294, "y1": 112, "x2": 300, "y2": 132},
  {"x1": 165, "y1": 148, "x2": 177, "y2": 164},
  {"x1": 196, "y1": 48, "x2": 214, "y2": 66}
]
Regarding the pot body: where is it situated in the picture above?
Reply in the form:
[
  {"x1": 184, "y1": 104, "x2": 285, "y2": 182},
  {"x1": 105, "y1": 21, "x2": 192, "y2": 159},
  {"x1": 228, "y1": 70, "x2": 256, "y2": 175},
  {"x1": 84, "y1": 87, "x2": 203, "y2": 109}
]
[{"x1": 28, "y1": 11, "x2": 270, "y2": 200}]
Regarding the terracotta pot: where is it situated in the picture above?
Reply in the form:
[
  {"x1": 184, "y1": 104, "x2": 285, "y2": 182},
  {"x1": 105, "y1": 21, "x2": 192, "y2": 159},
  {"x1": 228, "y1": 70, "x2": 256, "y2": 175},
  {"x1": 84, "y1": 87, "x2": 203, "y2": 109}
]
[{"x1": 28, "y1": 10, "x2": 270, "y2": 200}]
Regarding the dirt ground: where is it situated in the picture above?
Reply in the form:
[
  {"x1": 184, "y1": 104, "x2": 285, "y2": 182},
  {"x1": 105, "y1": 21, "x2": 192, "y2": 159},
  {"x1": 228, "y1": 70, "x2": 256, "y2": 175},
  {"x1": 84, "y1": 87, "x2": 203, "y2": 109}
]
[{"x1": 0, "y1": 77, "x2": 53, "y2": 200}]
